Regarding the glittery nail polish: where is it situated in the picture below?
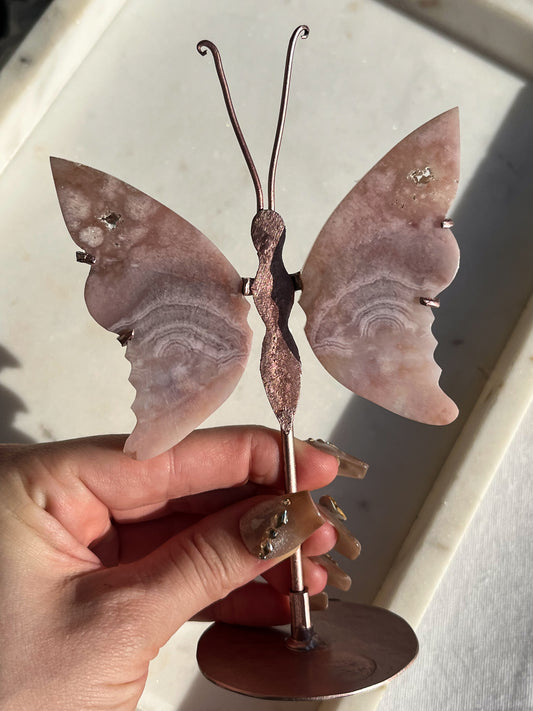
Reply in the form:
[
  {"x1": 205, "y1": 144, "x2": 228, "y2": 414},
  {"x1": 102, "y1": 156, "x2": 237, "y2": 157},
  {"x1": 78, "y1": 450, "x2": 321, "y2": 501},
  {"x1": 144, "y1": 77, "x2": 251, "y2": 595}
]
[
  {"x1": 240, "y1": 491, "x2": 325, "y2": 560},
  {"x1": 306, "y1": 438, "x2": 369, "y2": 479},
  {"x1": 318, "y1": 495, "x2": 361, "y2": 560}
]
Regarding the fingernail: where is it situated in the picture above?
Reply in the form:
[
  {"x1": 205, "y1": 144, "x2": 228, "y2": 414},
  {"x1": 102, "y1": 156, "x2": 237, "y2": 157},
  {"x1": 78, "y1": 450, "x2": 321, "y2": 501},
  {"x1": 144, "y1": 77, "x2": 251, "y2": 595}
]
[
  {"x1": 306, "y1": 438, "x2": 369, "y2": 479},
  {"x1": 318, "y1": 495, "x2": 361, "y2": 560},
  {"x1": 240, "y1": 491, "x2": 325, "y2": 561},
  {"x1": 310, "y1": 592, "x2": 329, "y2": 610},
  {"x1": 311, "y1": 553, "x2": 352, "y2": 591}
]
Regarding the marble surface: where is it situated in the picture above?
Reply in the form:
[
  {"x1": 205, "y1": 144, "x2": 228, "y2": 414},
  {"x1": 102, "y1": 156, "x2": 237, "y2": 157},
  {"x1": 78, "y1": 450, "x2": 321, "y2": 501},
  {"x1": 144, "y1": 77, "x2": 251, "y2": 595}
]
[
  {"x1": 381, "y1": 0, "x2": 533, "y2": 79},
  {"x1": 0, "y1": 0, "x2": 126, "y2": 175},
  {"x1": 0, "y1": 0, "x2": 54, "y2": 68},
  {"x1": 0, "y1": 1, "x2": 531, "y2": 710},
  {"x1": 378, "y1": 402, "x2": 533, "y2": 711}
]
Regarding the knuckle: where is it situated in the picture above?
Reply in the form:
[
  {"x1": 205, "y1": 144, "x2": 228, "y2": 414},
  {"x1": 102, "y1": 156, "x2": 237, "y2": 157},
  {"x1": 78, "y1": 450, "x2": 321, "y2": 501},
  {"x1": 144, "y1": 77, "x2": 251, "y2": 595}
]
[{"x1": 172, "y1": 529, "x2": 245, "y2": 603}]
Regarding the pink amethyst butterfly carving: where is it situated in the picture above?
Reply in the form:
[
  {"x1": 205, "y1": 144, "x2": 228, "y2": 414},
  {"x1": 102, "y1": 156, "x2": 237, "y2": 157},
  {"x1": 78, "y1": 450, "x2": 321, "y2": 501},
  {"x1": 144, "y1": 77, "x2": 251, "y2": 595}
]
[{"x1": 51, "y1": 28, "x2": 459, "y2": 461}]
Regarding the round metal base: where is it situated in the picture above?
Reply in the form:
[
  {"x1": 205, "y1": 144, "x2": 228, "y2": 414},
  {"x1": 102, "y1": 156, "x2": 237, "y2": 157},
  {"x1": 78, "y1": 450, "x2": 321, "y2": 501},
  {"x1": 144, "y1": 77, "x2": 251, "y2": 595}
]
[{"x1": 196, "y1": 600, "x2": 418, "y2": 700}]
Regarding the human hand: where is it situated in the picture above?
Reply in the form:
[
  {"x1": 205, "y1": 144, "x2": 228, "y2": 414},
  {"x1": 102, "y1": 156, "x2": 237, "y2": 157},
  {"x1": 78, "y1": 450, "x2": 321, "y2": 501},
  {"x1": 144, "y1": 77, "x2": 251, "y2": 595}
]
[{"x1": 0, "y1": 426, "x2": 342, "y2": 711}]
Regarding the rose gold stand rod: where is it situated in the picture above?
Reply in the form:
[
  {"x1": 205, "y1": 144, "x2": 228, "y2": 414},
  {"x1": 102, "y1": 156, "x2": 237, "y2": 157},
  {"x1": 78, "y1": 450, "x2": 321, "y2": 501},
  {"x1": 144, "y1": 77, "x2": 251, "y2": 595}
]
[
  {"x1": 198, "y1": 28, "x2": 315, "y2": 649},
  {"x1": 282, "y1": 428, "x2": 318, "y2": 650}
]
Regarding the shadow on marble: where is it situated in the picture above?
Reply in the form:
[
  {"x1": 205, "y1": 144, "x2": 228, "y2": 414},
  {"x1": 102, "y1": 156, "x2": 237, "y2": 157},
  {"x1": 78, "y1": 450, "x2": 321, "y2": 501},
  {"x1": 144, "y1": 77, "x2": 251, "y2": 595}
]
[
  {"x1": 0, "y1": 0, "x2": 54, "y2": 68},
  {"x1": 0, "y1": 343, "x2": 34, "y2": 444},
  {"x1": 375, "y1": 0, "x2": 533, "y2": 79},
  {"x1": 322, "y1": 83, "x2": 533, "y2": 604}
]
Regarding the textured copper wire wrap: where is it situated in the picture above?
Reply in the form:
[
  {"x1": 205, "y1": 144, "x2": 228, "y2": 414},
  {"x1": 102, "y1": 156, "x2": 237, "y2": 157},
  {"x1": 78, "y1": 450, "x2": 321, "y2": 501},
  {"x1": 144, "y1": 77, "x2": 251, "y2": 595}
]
[{"x1": 250, "y1": 209, "x2": 301, "y2": 433}]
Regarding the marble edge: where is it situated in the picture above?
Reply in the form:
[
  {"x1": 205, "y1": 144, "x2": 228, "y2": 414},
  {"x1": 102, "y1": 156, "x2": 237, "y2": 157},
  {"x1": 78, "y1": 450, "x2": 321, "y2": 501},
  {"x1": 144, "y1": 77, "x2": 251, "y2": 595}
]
[
  {"x1": 373, "y1": 289, "x2": 533, "y2": 624},
  {"x1": 0, "y1": 0, "x2": 128, "y2": 176},
  {"x1": 318, "y1": 292, "x2": 533, "y2": 711},
  {"x1": 381, "y1": 0, "x2": 533, "y2": 79}
]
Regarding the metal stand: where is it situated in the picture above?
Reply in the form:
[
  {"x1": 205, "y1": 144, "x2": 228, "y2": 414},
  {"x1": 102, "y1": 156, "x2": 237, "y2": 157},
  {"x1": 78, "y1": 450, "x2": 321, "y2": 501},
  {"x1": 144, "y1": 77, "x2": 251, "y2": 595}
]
[
  {"x1": 196, "y1": 27, "x2": 419, "y2": 700},
  {"x1": 282, "y1": 429, "x2": 318, "y2": 650},
  {"x1": 196, "y1": 599, "x2": 418, "y2": 700},
  {"x1": 196, "y1": 428, "x2": 418, "y2": 700}
]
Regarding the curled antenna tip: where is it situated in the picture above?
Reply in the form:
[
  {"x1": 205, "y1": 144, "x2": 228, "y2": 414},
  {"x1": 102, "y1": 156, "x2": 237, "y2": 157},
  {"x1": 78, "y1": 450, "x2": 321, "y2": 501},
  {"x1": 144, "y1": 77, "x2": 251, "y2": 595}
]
[
  {"x1": 197, "y1": 40, "x2": 215, "y2": 56},
  {"x1": 267, "y1": 24, "x2": 310, "y2": 210},
  {"x1": 196, "y1": 34, "x2": 264, "y2": 211}
]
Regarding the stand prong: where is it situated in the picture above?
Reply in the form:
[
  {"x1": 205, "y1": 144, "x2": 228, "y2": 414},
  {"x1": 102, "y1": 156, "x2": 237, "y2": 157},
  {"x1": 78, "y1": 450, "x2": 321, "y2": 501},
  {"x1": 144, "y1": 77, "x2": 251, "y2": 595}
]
[{"x1": 281, "y1": 428, "x2": 317, "y2": 648}]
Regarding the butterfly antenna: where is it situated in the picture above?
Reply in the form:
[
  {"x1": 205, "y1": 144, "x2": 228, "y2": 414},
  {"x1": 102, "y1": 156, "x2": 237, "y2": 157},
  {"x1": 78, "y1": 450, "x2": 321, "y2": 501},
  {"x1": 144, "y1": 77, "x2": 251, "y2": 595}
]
[
  {"x1": 267, "y1": 25, "x2": 309, "y2": 211},
  {"x1": 197, "y1": 39, "x2": 264, "y2": 212}
]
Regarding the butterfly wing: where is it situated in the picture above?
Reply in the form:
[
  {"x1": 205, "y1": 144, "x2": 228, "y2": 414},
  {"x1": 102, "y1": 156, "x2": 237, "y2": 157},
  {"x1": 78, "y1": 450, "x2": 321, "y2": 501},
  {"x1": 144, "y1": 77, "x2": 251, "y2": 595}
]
[
  {"x1": 51, "y1": 158, "x2": 252, "y2": 459},
  {"x1": 299, "y1": 108, "x2": 460, "y2": 425}
]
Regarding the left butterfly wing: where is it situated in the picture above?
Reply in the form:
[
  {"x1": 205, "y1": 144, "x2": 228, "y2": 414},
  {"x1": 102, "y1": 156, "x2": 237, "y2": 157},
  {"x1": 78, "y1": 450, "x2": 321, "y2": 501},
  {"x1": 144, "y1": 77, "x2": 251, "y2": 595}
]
[
  {"x1": 299, "y1": 109, "x2": 460, "y2": 425},
  {"x1": 51, "y1": 158, "x2": 252, "y2": 459}
]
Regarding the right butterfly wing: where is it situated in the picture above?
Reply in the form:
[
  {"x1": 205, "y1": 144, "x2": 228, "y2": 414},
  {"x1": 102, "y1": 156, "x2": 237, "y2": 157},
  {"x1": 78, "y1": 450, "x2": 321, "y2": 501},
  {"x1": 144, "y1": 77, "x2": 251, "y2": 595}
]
[
  {"x1": 51, "y1": 158, "x2": 252, "y2": 460},
  {"x1": 299, "y1": 109, "x2": 460, "y2": 425}
]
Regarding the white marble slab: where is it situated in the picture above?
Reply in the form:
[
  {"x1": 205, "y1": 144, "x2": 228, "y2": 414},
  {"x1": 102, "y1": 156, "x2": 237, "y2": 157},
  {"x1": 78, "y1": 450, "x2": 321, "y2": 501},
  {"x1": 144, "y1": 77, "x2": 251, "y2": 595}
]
[
  {"x1": 378, "y1": 401, "x2": 533, "y2": 711},
  {"x1": 0, "y1": 1, "x2": 531, "y2": 710},
  {"x1": 0, "y1": 0, "x2": 127, "y2": 175},
  {"x1": 381, "y1": 0, "x2": 533, "y2": 78}
]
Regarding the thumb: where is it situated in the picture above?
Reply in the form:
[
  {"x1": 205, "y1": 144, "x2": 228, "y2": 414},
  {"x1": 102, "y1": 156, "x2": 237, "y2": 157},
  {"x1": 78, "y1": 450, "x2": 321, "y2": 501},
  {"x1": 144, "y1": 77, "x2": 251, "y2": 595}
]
[{"x1": 103, "y1": 491, "x2": 326, "y2": 650}]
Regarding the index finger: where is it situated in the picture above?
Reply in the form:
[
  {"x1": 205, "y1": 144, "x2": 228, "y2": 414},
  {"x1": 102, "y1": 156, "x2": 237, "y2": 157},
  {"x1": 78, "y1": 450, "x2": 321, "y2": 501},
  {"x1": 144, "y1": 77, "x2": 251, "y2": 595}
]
[{"x1": 43, "y1": 426, "x2": 339, "y2": 518}]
